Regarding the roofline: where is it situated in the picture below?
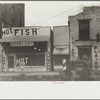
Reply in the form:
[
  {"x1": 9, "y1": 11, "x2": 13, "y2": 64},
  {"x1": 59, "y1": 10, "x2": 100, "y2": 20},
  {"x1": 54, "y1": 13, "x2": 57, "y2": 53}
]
[
  {"x1": 2, "y1": 26, "x2": 51, "y2": 29},
  {"x1": 53, "y1": 25, "x2": 69, "y2": 28}
]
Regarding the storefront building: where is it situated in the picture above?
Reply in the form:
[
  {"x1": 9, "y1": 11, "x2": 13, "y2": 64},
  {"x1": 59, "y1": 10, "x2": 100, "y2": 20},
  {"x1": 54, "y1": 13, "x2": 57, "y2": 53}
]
[
  {"x1": 0, "y1": 26, "x2": 51, "y2": 72},
  {"x1": 53, "y1": 26, "x2": 69, "y2": 71},
  {"x1": 69, "y1": 6, "x2": 100, "y2": 70},
  {"x1": 0, "y1": 4, "x2": 25, "y2": 68}
]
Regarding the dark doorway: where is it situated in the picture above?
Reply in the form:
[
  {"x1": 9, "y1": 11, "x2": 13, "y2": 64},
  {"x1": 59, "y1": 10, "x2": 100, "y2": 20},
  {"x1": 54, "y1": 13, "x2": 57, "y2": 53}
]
[
  {"x1": 78, "y1": 46, "x2": 91, "y2": 66},
  {"x1": 8, "y1": 56, "x2": 14, "y2": 68}
]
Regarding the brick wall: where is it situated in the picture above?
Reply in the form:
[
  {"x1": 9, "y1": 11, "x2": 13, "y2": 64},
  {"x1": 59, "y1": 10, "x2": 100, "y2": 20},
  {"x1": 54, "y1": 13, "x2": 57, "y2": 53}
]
[
  {"x1": 1, "y1": 4, "x2": 24, "y2": 28},
  {"x1": 69, "y1": 6, "x2": 100, "y2": 70},
  {"x1": 0, "y1": 3, "x2": 25, "y2": 68}
]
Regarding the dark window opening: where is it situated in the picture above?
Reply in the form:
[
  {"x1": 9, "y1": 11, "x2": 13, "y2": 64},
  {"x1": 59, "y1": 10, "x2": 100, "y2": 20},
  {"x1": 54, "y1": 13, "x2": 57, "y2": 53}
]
[
  {"x1": 2, "y1": 6, "x2": 5, "y2": 17},
  {"x1": 12, "y1": 6, "x2": 15, "y2": 22},
  {"x1": 78, "y1": 46, "x2": 91, "y2": 66},
  {"x1": 79, "y1": 20, "x2": 90, "y2": 40},
  {"x1": 8, "y1": 56, "x2": 14, "y2": 68},
  {"x1": 19, "y1": 13, "x2": 22, "y2": 26}
]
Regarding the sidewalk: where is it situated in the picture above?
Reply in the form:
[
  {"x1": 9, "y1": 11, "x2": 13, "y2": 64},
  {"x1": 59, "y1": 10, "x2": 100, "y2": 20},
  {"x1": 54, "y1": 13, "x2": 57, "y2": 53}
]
[
  {"x1": 0, "y1": 71, "x2": 61, "y2": 81},
  {"x1": 0, "y1": 71, "x2": 60, "y2": 76}
]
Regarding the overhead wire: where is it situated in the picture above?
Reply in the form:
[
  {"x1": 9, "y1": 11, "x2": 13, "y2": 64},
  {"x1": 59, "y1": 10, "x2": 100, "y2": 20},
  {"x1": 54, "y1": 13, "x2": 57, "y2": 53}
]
[
  {"x1": 33, "y1": 5, "x2": 81, "y2": 25},
  {"x1": 0, "y1": 5, "x2": 81, "y2": 27}
]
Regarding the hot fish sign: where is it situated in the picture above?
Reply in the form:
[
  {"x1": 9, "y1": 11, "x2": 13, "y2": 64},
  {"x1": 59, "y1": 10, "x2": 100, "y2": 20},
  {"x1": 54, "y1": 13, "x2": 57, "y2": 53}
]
[{"x1": 2, "y1": 28, "x2": 38, "y2": 36}]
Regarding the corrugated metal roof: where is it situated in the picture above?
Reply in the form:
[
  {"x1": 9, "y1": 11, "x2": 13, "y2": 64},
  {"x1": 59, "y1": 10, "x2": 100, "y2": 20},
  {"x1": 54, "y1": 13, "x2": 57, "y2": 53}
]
[{"x1": 0, "y1": 36, "x2": 50, "y2": 42}]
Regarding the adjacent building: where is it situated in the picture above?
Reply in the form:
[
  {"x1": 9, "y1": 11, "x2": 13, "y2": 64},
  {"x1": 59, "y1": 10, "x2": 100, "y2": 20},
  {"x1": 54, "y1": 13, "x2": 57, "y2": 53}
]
[
  {"x1": 1, "y1": 4, "x2": 100, "y2": 72},
  {"x1": 69, "y1": 6, "x2": 100, "y2": 70},
  {"x1": 0, "y1": 3, "x2": 25, "y2": 71},
  {"x1": 53, "y1": 26, "x2": 69, "y2": 70},
  {"x1": 0, "y1": 26, "x2": 52, "y2": 72},
  {"x1": 0, "y1": 3, "x2": 24, "y2": 28}
]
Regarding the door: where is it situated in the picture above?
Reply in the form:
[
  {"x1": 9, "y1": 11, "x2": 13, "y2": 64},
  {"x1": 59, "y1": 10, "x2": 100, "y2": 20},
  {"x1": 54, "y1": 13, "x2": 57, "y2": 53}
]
[
  {"x1": 8, "y1": 56, "x2": 14, "y2": 68},
  {"x1": 78, "y1": 46, "x2": 92, "y2": 66}
]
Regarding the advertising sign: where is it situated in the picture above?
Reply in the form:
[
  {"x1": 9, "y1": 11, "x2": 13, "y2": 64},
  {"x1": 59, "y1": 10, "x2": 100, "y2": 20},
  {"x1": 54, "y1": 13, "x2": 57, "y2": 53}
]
[
  {"x1": 2, "y1": 27, "x2": 50, "y2": 37},
  {"x1": 2, "y1": 28, "x2": 38, "y2": 36},
  {"x1": 10, "y1": 41, "x2": 34, "y2": 47}
]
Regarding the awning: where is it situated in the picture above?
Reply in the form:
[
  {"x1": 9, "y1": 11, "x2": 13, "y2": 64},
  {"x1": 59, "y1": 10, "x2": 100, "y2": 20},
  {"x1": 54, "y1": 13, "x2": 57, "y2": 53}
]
[
  {"x1": 53, "y1": 46, "x2": 69, "y2": 55},
  {"x1": 0, "y1": 35, "x2": 50, "y2": 42}
]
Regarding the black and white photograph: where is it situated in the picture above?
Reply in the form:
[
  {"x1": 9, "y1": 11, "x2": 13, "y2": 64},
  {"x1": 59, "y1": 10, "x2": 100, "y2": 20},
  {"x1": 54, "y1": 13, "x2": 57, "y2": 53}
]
[
  {"x1": 0, "y1": 1, "x2": 100, "y2": 99},
  {"x1": 0, "y1": 1, "x2": 100, "y2": 81}
]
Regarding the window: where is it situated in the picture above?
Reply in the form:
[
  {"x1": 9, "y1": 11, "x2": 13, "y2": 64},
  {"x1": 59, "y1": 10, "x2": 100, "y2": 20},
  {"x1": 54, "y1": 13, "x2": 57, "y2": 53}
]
[
  {"x1": 2, "y1": 22, "x2": 4, "y2": 28},
  {"x1": 12, "y1": 6, "x2": 14, "y2": 14},
  {"x1": 78, "y1": 46, "x2": 91, "y2": 65},
  {"x1": 12, "y1": 6, "x2": 15, "y2": 22},
  {"x1": 2, "y1": 6, "x2": 5, "y2": 16},
  {"x1": 16, "y1": 54, "x2": 45, "y2": 66},
  {"x1": 19, "y1": 13, "x2": 22, "y2": 26},
  {"x1": 54, "y1": 55, "x2": 69, "y2": 66},
  {"x1": 79, "y1": 20, "x2": 90, "y2": 40}
]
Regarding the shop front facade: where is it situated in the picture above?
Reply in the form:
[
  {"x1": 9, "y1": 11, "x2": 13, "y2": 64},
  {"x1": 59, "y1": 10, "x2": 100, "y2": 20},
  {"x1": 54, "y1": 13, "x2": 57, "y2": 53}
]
[
  {"x1": 53, "y1": 26, "x2": 69, "y2": 71},
  {"x1": 69, "y1": 6, "x2": 100, "y2": 70},
  {"x1": 0, "y1": 26, "x2": 51, "y2": 72}
]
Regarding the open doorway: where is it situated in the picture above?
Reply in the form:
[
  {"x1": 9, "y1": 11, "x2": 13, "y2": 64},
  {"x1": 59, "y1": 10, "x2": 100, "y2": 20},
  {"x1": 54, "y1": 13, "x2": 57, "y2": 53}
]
[{"x1": 78, "y1": 46, "x2": 92, "y2": 66}]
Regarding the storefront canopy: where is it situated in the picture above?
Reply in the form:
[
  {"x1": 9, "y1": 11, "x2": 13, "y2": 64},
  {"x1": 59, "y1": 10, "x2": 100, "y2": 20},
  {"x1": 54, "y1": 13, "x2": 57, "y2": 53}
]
[
  {"x1": 0, "y1": 36, "x2": 50, "y2": 42},
  {"x1": 53, "y1": 45, "x2": 69, "y2": 55}
]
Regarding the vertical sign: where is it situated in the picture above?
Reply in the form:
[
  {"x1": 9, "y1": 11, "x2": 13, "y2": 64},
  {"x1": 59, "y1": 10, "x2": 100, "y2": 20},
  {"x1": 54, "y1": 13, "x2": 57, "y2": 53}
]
[
  {"x1": 94, "y1": 46, "x2": 99, "y2": 69},
  {"x1": 46, "y1": 51, "x2": 51, "y2": 71}
]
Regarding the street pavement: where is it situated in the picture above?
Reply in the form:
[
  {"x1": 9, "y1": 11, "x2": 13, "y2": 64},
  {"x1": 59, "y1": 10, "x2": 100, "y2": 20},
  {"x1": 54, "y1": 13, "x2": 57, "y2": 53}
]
[
  {"x1": 0, "y1": 71, "x2": 61, "y2": 81},
  {"x1": 0, "y1": 71, "x2": 99, "y2": 81}
]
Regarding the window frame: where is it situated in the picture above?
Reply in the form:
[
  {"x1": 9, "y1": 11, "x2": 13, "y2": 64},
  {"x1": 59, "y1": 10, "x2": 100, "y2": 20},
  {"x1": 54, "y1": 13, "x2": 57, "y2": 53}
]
[
  {"x1": 12, "y1": 6, "x2": 15, "y2": 22},
  {"x1": 78, "y1": 19, "x2": 90, "y2": 40}
]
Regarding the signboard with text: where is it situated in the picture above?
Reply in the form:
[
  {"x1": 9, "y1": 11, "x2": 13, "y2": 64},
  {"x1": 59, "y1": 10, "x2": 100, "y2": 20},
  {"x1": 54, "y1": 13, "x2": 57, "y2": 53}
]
[
  {"x1": 10, "y1": 41, "x2": 34, "y2": 47},
  {"x1": 2, "y1": 28, "x2": 38, "y2": 36},
  {"x1": 2, "y1": 27, "x2": 50, "y2": 37}
]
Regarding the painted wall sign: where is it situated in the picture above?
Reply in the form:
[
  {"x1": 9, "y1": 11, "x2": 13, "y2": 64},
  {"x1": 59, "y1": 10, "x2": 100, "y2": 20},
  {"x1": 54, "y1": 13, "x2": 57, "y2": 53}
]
[
  {"x1": 46, "y1": 51, "x2": 51, "y2": 71},
  {"x1": 16, "y1": 54, "x2": 45, "y2": 66},
  {"x1": 94, "y1": 46, "x2": 99, "y2": 69},
  {"x1": 2, "y1": 27, "x2": 50, "y2": 38},
  {"x1": 10, "y1": 41, "x2": 34, "y2": 46},
  {"x1": 16, "y1": 57, "x2": 28, "y2": 65}
]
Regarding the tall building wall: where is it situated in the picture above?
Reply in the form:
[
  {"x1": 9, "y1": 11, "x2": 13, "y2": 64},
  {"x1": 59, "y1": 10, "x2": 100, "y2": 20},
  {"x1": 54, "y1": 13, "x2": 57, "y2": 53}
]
[
  {"x1": 53, "y1": 26, "x2": 69, "y2": 71},
  {"x1": 1, "y1": 3, "x2": 24, "y2": 28},
  {"x1": 0, "y1": 3, "x2": 24, "y2": 67},
  {"x1": 69, "y1": 6, "x2": 100, "y2": 70}
]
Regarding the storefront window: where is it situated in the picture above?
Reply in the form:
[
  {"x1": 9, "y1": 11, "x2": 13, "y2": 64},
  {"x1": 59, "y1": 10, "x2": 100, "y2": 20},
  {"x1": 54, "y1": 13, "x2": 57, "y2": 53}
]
[
  {"x1": 16, "y1": 54, "x2": 45, "y2": 66},
  {"x1": 8, "y1": 42, "x2": 47, "y2": 53},
  {"x1": 54, "y1": 55, "x2": 69, "y2": 66}
]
